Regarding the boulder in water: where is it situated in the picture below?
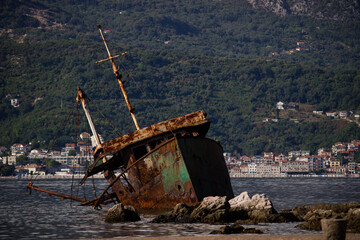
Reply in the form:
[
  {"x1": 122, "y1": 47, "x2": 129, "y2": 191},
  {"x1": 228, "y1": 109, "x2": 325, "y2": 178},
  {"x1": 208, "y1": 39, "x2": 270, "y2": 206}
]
[
  {"x1": 210, "y1": 222, "x2": 263, "y2": 234},
  {"x1": 190, "y1": 196, "x2": 230, "y2": 224},
  {"x1": 105, "y1": 203, "x2": 141, "y2": 223}
]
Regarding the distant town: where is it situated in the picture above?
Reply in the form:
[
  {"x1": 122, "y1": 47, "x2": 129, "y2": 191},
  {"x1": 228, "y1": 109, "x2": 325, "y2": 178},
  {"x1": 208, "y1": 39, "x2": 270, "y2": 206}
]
[
  {"x1": 0, "y1": 132, "x2": 104, "y2": 179},
  {"x1": 225, "y1": 140, "x2": 360, "y2": 178},
  {"x1": 1, "y1": 100, "x2": 360, "y2": 179},
  {"x1": 0, "y1": 130, "x2": 359, "y2": 178}
]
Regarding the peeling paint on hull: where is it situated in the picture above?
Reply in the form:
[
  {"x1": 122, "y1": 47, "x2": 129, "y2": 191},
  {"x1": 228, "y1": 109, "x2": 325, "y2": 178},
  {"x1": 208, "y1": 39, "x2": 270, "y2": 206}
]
[{"x1": 114, "y1": 136, "x2": 234, "y2": 210}]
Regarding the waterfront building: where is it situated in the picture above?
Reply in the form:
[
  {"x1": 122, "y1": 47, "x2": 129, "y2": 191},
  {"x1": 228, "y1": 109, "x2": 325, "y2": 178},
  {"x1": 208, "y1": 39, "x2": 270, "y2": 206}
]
[
  {"x1": 256, "y1": 164, "x2": 283, "y2": 177},
  {"x1": 2, "y1": 155, "x2": 17, "y2": 165},
  {"x1": 274, "y1": 153, "x2": 288, "y2": 162},
  {"x1": 240, "y1": 155, "x2": 251, "y2": 164},
  {"x1": 329, "y1": 158, "x2": 341, "y2": 167},
  {"x1": 264, "y1": 152, "x2": 274, "y2": 160},
  {"x1": 288, "y1": 150, "x2": 310, "y2": 159},
  {"x1": 28, "y1": 149, "x2": 48, "y2": 159},
  {"x1": 280, "y1": 161, "x2": 309, "y2": 174},
  {"x1": 317, "y1": 148, "x2": 331, "y2": 157},
  {"x1": 11, "y1": 143, "x2": 31, "y2": 156},
  {"x1": 332, "y1": 142, "x2": 346, "y2": 155},
  {"x1": 347, "y1": 162, "x2": 357, "y2": 174},
  {"x1": 308, "y1": 156, "x2": 324, "y2": 172},
  {"x1": 251, "y1": 155, "x2": 274, "y2": 164},
  {"x1": 248, "y1": 163, "x2": 257, "y2": 174},
  {"x1": 240, "y1": 165, "x2": 248, "y2": 173},
  {"x1": 327, "y1": 166, "x2": 347, "y2": 175},
  {"x1": 23, "y1": 164, "x2": 45, "y2": 175},
  {"x1": 91, "y1": 134, "x2": 104, "y2": 147}
]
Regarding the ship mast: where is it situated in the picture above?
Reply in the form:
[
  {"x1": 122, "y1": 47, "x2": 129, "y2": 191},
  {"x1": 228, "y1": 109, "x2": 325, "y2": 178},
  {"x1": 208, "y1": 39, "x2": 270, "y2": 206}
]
[
  {"x1": 76, "y1": 87, "x2": 102, "y2": 146},
  {"x1": 96, "y1": 24, "x2": 140, "y2": 131}
]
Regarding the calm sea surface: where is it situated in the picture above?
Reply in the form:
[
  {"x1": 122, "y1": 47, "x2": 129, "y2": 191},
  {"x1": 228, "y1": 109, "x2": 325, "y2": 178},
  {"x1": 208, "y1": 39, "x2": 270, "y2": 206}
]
[{"x1": 1, "y1": 177, "x2": 360, "y2": 239}]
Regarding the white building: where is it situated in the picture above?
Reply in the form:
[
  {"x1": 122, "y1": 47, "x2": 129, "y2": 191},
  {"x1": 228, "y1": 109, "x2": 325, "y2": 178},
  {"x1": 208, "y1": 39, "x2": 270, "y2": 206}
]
[
  {"x1": 276, "y1": 101, "x2": 286, "y2": 110},
  {"x1": 280, "y1": 161, "x2": 309, "y2": 173},
  {"x1": 11, "y1": 143, "x2": 31, "y2": 156},
  {"x1": 11, "y1": 98, "x2": 20, "y2": 107}
]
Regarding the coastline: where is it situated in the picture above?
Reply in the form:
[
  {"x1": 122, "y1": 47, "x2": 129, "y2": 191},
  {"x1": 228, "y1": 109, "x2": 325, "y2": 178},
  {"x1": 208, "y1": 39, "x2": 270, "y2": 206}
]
[
  {"x1": 1, "y1": 174, "x2": 359, "y2": 180},
  {"x1": 229, "y1": 173, "x2": 359, "y2": 178},
  {"x1": 71, "y1": 233, "x2": 360, "y2": 240}
]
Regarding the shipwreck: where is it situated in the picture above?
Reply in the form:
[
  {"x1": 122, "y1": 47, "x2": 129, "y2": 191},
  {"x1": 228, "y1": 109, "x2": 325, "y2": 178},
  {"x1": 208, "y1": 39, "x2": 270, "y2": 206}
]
[{"x1": 27, "y1": 25, "x2": 234, "y2": 210}]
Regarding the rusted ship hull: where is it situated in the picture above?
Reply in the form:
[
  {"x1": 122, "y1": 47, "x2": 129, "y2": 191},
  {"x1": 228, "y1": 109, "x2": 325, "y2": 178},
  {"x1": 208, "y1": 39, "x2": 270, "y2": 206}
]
[
  {"x1": 117, "y1": 136, "x2": 233, "y2": 209},
  {"x1": 79, "y1": 110, "x2": 234, "y2": 210}
]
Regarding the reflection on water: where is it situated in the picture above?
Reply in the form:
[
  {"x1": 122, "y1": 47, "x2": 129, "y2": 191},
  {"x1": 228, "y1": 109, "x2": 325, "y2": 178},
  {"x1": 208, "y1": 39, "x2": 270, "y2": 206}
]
[{"x1": 1, "y1": 177, "x2": 359, "y2": 239}]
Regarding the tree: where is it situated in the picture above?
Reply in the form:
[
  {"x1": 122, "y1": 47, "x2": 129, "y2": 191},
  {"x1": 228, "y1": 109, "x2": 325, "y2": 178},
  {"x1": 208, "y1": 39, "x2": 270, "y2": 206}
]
[
  {"x1": 68, "y1": 149, "x2": 76, "y2": 156},
  {"x1": 0, "y1": 163, "x2": 15, "y2": 176},
  {"x1": 16, "y1": 155, "x2": 29, "y2": 165},
  {"x1": 43, "y1": 158, "x2": 61, "y2": 168}
]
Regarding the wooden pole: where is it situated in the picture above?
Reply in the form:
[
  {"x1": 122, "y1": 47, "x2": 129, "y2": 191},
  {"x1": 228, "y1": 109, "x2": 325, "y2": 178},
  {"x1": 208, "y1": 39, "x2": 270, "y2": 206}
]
[{"x1": 321, "y1": 218, "x2": 347, "y2": 240}]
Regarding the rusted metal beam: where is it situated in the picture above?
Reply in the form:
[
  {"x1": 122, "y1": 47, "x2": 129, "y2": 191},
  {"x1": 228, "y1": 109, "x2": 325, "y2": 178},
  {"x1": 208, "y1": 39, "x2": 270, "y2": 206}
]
[
  {"x1": 27, "y1": 181, "x2": 89, "y2": 203},
  {"x1": 96, "y1": 52, "x2": 127, "y2": 64},
  {"x1": 97, "y1": 24, "x2": 140, "y2": 130},
  {"x1": 93, "y1": 111, "x2": 210, "y2": 162}
]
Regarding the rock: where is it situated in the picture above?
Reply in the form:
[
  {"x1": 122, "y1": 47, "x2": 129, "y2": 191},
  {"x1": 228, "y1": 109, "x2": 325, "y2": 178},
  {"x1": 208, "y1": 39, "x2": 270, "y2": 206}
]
[
  {"x1": 210, "y1": 222, "x2": 263, "y2": 235},
  {"x1": 151, "y1": 203, "x2": 196, "y2": 223},
  {"x1": 346, "y1": 208, "x2": 360, "y2": 233},
  {"x1": 150, "y1": 212, "x2": 174, "y2": 223},
  {"x1": 252, "y1": 194, "x2": 274, "y2": 210},
  {"x1": 172, "y1": 203, "x2": 196, "y2": 223},
  {"x1": 228, "y1": 191, "x2": 251, "y2": 207},
  {"x1": 278, "y1": 210, "x2": 301, "y2": 222},
  {"x1": 248, "y1": 209, "x2": 278, "y2": 223},
  {"x1": 292, "y1": 202, "x2": 360, "y2": 231},
  {"x1": 292, "y1": 202, "x2": 360, "y2": 221},
  {"x1": 105, "y1": 203, "x2": 140, "y2": 223},
  {"x1": 228, "y1": 192, "x2": 291, "y2": 224},
  {"x1": 190, "y1": 196, "x2": 230, "y2": 224},
  {"x1": 229, "y1": 192, "x2": 275, "y2": 211},
  {"x1": 243, "y1": 228, "x2": 264, "y2": 234},
  {"x1": 296, "y1": 209, "x2": 342, "y2": 231},
  {"x1": 152, "y1": 193, "x2": 296, "y2": 225}
]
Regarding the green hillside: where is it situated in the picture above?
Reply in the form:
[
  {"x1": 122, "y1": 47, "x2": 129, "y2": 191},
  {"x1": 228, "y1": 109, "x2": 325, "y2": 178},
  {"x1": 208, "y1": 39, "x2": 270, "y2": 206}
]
[{"x1": 1, "y1": 0, "x2": 360, "y2": 156}]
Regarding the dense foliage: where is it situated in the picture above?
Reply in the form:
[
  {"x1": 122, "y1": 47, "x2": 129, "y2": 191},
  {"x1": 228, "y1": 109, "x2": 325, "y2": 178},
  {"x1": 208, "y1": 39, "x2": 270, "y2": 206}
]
[
  {"x1": 0, "y1": 163, "x2": 15, "y2": 176},
  {"x1": 1, "y1": 0, "x2": 359, "y2": 156}
]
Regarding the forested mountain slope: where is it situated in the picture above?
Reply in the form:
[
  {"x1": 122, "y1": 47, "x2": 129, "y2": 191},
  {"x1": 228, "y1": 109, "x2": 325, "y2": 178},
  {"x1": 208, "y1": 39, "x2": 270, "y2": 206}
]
[{"x1": 1, "y1": 0, "x2": 360, "y2": 156}]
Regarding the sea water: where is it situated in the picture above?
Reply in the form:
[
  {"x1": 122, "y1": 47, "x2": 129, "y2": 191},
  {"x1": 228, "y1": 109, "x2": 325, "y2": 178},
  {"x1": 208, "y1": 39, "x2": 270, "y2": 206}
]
[{"x1": 1, "y1": 177, "x2": 360, "y2": 239}]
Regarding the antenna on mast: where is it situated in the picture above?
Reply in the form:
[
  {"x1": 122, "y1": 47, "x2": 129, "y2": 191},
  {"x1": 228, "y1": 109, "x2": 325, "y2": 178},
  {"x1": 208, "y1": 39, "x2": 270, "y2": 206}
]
[{"x1": 96, "y1": 24, "x2": 140, "y2": 130}]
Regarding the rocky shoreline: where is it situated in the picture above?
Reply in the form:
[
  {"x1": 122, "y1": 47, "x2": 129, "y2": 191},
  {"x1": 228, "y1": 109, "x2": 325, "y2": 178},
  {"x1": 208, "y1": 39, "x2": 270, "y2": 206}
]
[{"x1": 105, "y1": 192, "x2": 360, "y2": 235}]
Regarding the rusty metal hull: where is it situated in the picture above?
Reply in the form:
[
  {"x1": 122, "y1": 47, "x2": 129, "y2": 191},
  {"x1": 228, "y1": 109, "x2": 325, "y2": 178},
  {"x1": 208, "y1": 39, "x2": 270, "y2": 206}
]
[
  {"x1": 113, "y1": 136, "x2": 234, "y2": 210},
  {"x1": 28, "y1": 111, "x2": 234, "y2": 210}
]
